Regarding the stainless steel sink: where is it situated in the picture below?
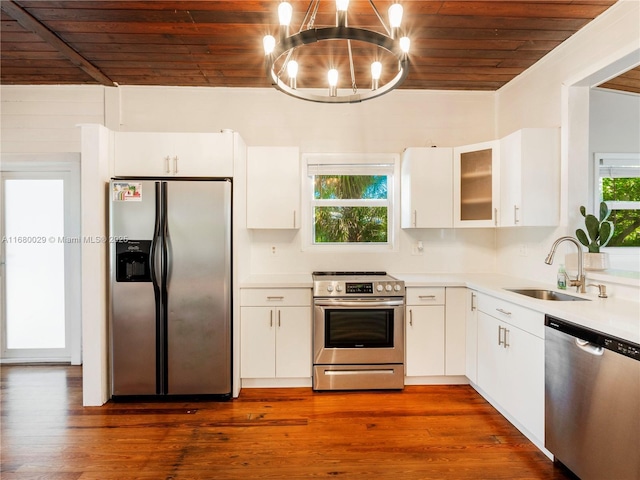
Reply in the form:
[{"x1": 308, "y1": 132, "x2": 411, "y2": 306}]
[{"x1": 505, "y1": 288, "x2": 590, "y2": 302}]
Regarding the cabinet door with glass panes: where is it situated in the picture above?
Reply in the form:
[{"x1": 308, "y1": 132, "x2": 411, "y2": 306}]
[{"x1": 453, "y1": 140, "x2": 500, "y2": 228}]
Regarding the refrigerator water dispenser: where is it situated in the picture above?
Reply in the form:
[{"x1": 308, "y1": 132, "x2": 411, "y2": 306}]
[{"x1": 116, "y1": 240, "x2": 151, "y2": 282}]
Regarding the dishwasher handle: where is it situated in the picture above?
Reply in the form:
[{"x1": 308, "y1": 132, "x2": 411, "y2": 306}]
[{"x1": 575, "y1": 338, "x2": 604, "y2": 356}]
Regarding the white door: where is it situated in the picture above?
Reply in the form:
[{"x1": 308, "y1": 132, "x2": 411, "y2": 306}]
[{"x1": 0, "y1": 155, "x2": 81, "y2": 363}]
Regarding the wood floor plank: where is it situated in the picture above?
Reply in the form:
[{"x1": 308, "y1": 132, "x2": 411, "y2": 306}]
[{"x1": 1, "y1": 365, "x2": 574, "y2": 479}]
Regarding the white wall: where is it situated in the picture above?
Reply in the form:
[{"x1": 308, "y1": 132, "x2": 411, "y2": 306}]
[
  {"x1": 1, "y1": 85, "x2": 105, "y2": 153},
  {"x1": 111, "y1": 86, "x2": 495, "y2": 151}
]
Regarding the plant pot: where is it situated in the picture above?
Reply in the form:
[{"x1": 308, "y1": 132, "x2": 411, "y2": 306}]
[{"x1": 583, "y1": 252, "x2": 609, "y2": 271}]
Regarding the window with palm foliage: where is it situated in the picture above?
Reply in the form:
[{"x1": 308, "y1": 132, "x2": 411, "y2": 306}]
[
  {"x1": 596, "y1": 154, "x2": 640, "y2": 247},
  {"x1": 313, "y1": 175, "x2": 389, "y2": 244}
]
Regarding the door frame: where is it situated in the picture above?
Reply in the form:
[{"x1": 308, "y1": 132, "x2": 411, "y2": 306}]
[{"x1": 0, "y1": 153, "x2": 82, "y2": 364}]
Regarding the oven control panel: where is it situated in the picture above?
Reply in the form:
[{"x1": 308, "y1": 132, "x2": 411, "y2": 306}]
[
  {"x1": 313, "y1": 276, "x2": 405, "y2": 297},
  {"x1": 346, "y1": 282, "x2": 373, "y2": 294}
]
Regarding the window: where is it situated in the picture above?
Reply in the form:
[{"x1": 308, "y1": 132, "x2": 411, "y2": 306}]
[
  {"x1": 305, "y1": 154, "x2": 398, "y2": 248},
  {"x1": 594, "y1": 153, "x2": 640, "y2": 247}
]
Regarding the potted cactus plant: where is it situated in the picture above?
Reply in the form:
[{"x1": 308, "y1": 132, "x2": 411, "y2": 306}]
[{"x1": 575, "y1": 201, "x2": 613, "y2": 270}]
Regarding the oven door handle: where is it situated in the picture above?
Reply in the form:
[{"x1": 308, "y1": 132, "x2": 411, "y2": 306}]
[{"x1": 314, "y1": 298, "x2": 404, "y2": 308}]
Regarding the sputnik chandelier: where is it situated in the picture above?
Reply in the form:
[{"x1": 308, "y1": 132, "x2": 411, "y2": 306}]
[{"x1": 263, "y1": 0, "x2": 410, "y2": 103}]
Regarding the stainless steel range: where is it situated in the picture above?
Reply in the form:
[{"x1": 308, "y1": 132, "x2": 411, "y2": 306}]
[{"x1": 312, "y1": 271, "x2": 405, "y2": 391}]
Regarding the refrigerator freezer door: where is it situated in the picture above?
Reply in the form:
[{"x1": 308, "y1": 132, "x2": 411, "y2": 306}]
[
  {"x1": 110, "y1": 180, "x2": 158, "y2": 395},
  {"x1": 165, "y1": 181, "x2": 232, "y2": 395}
]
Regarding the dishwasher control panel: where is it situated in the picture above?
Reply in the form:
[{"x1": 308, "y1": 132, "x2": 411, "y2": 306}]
[
  {"x1": 604, "y1": 338, "x2": 640, "y2": 360},
  {"x1": 545, "y1": 315, "x2": 640, "y2": 362}
]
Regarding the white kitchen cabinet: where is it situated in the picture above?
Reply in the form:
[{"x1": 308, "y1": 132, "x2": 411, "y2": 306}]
[
  {"x1": 401, "y1": 147, "x2": 453, "y2": 228},
  {"x1": 465, "y1": 289, "x2": 478, "y2": 384},
  {"x1": 240, "y1": 288, "x2": 311, "y2": 379},
  {"x1": 114, "y1": 131, "x2": 234, "y2": 177},
  {"x1": 444, "y1": 288, "x2": 466, "y2": 375},
  {"x1": 406, "y1": 305, "x2": 445, "y2": 377},
  {"x1": 405, "y1": 288, "x2": 445, "y2": 377},
  {"x1": 405, "y1": 287, "x2": 467, "y2": 378},
  {"x1": 499, "y1": 128, "x2": 560, "y2": 227},
  {"x1": 246, "y1": 146, "x2": 300, "y2": 229},
  {"x1": 475, "y1": 293, "x2": 545, "y2": 443},
  {"x1": 453, "y1": 140, "x2": 500, "y2": 228}
]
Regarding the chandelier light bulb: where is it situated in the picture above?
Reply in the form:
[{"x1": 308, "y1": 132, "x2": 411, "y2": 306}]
[
  {"x1": 371, "y1": 61, "x2": 382, "y2": 90},
  {"x1": 388, "y1": 4, "x2": 403, "y2": 28},
  {"x1": 336, "y1": 0, "x2": 350, "y2": 12},
  {"x1": 371, "y1": 61, "x2": 382, "y2": 80},
  {"x1": 278, "y1": 2, "x2": 293, "y2": 26},
  {"x1": 287, "y1": 60, "x2": 299, "y2": 78},
  {"x1": 287, "y1": 60, "x2": 299, "y2": 88},
  {"x1": 328, "y1": 68, "x2": 339, "y2": 97},
  {"x1": 400, "y1": 36, "x2": 411, "y2": 54},
  {"x1": 263, "y1": 35, "x2": 276, "y2": 55},
  {"x1": 328, "y1": 68, "x2": 339, "y2": 86}
]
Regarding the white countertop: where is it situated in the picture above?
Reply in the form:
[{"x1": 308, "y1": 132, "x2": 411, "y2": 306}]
[
  {"x1": 394, "y1": 272, "x2": 640, "y2": 345},
  {"x1": 240, "y1": 272, "x2": 639, "y2": 344}
]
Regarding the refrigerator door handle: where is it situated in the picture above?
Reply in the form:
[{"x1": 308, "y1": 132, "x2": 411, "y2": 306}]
[
  {"x1": 149, "y1": 182, "x2": 162, "y2": 290},
  {"x1": 160, "y1": 182, "x2": 169, "y2": 293},
  {"x1": 149, "y1": 181, "x2": 167, "y2": 394},
  {"x1": 158, "y1": 181, "x2": 170, "y2": 394}
]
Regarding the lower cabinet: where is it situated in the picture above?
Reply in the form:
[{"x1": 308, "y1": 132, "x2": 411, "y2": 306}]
[
  {"x1": 406, "y1": 304, "x2": 445, "y2": 376},
  {"x1": 405, "y1": 287, "x2": 466, "y2": 379},
  {"x1": 475, "y1": 293, "x2": 545, "y2": 445},
  {"x1": 465, "y1": 289, "x2": 479, "y2": 383},
  {"x1": 240, "y1": 288, "x2": 311, "y2": 380}
]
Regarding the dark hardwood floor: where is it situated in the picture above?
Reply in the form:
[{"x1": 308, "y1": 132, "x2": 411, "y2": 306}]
[{"x1": 1, "y1": 365, "x2": 574, "y2": 479}]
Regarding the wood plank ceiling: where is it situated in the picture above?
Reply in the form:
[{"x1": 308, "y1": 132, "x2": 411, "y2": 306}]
[{"x1": 1, "y1": 0, "x2": 632, "y2": 93}]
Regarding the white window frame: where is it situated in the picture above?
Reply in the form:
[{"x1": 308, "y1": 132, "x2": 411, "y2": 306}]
[
  {"x1": 302, "y1": 153, "x2": 400, "y2": 252},
  {"x1": 593, "y1": 152, "x2": 640, "y2": 251}
]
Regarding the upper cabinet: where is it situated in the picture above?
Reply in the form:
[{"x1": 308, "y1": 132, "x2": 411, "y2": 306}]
[
  {"x1": 453, "y1": 140, "x2": 500, "y2": 228},
  {"x1": 499, "y1": 128, "x2": 560, "y2": 227},
  {"x1": 401, "y1": 147, "x2": 453, "y2": 228},
  {"x1": 246, "y1": 146, "x2": 300, "y2": 229},
  {"x1": 114, "y1": 131, "x2": 234, "y2": 177}
]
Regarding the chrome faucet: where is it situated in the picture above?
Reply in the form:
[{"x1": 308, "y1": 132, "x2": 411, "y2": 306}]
[{"x1": 545, "y1": 236, "x2": 586, "y2": 293}]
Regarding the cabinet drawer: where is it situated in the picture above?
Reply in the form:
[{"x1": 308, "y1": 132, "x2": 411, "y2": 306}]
[
  {"x1": 477, "y1": 293, "x2": 544, "y2": 338},
  {"x1": 406, "y1": 287, "x2": 445, "y2": 305},
  {"x1": 240, "y1": 288, "x2": 311, "y2": 307}
]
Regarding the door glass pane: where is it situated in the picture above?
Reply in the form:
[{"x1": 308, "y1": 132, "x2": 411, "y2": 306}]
[
  {"x1": 4, "y1": 179, "x2": 65, "y2": 349},
  {"x1": 460, "y1": 149, "x2": 492, "y2": 221}
]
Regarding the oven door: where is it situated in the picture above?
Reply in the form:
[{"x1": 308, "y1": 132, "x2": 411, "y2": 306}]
[{"x1": 313, "y1": 297, "x2": 404, "y2": 365}]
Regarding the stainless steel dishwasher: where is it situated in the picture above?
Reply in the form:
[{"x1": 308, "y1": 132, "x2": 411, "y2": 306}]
[{"x1": 545, "y1": 315, "x2": 640, "y2": 480}]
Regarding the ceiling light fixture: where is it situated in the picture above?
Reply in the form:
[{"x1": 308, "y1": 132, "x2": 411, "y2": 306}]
[{"x1": 263, "y1": 1, "x2": 410, "y2": 104}]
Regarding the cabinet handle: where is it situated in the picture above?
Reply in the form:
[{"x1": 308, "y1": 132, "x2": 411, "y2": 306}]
[
  {"x1": 413, "y1": 210, "x2": 417, "y2": 228},
  {"x1": 503, "y1": 328, "x2": 510, "y2": 348},
  {"x1": 278, "y1": 310, "x2": 281, "y2": 327},
  {"x1": 173, "y1": 156, "x2": 178, "y2": 174},
  {"x1": 494, "y1": 207, "x2": 498, "y2": 226},
  {"x1": 471, "y1": 292, "x2": 477, "y2": 311},
  {"x1": 496, "y1": 308, "x2": 512, "y2": 316},
  {"x1": 419, "y1": 295, "x2": 436, "y2": 300},
  {"x1": 409, "y1": 309, "x2": 413, "y2": 326},
  {"x1": 514, "y1": 205, "x2": 520, "y2": 224},
  {"x1": 164, "y1": 156, "x2": 171, "y2": 174},
  {"x1": 293, "y1": 210, "x2": 296, "y2": 228},
  {"x1": 270, "y1": 310, "x2": 273, "y2": 327},
  {"x1": 498, "y1": 325, "x2": 504, "y2": 346},
  {"x1": 267, "y1": 296, "x2": 284, "y2": 301}
]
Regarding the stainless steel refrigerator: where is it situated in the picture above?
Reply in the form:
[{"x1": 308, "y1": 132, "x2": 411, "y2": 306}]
[{"x1": 109, "y1": 178, "x2": 232, "y2": 399}]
